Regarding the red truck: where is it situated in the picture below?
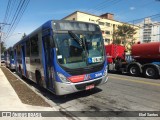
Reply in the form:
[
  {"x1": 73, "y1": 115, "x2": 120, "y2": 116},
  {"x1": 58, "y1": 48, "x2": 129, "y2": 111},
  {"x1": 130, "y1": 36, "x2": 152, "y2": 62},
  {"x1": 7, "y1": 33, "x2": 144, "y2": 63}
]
[{"x1": 105, "y1": 42, "x2": 160, "y2": 79}]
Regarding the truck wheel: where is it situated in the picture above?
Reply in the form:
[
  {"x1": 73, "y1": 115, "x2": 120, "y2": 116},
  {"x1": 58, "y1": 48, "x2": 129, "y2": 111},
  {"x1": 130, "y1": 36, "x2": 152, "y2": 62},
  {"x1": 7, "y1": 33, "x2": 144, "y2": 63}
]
[
  {"x1": 143, "y1": 66, "x2": 159, "y2": 79},
  {"x1": 128, "y1": 65, "x2": 140, "y2": 76}
]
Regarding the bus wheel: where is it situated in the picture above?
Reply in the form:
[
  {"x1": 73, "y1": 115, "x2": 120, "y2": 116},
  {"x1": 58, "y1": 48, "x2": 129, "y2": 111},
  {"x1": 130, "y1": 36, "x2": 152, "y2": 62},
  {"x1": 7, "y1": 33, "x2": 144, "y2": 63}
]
[
  {"x1": 143, "y1": 66, "x2": 159, "y2": 79},
  {"x1": 19, "y1": 67, "x2": 23, "y2": 79},
  {"x1": 128, "y1": 65, "x2": 140, "y2": 76},
  {"x1": 36, "y1": 72, "x2": 43, "y2": 87}
]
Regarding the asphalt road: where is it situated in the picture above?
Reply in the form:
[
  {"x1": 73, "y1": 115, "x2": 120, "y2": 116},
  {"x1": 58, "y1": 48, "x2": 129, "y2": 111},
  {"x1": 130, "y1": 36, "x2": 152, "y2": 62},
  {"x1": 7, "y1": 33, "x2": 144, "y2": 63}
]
[
  {"x1": 14, "y1": 72, "x2": 160, "y2": 120},
  {"x1": 56, "y1": 74, "x2": 160, "y2": 119}
]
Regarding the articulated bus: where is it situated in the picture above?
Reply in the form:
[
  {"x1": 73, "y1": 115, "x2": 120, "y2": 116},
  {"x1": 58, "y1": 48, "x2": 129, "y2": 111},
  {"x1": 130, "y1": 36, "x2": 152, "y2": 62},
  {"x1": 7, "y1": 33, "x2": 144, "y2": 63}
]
[
  {"x1": 13, "y1": 20, "x2": 108, "y2": 95},
  {"x1": 5, "y1": 47, "x2": 16, "y2": 70}
]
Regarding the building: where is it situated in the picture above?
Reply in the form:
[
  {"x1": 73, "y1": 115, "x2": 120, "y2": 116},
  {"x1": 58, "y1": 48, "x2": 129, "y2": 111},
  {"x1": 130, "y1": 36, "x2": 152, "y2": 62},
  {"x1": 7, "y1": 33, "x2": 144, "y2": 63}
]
[
  {"x1": 152, "y1": 22, "x2": 160, "y2": 42},
  {"x1": 62, "y1": 11, "x2": 140, "y2": 45},
  {"x1": 137, "y1": 18, "x2": 160, "y2": 43}
]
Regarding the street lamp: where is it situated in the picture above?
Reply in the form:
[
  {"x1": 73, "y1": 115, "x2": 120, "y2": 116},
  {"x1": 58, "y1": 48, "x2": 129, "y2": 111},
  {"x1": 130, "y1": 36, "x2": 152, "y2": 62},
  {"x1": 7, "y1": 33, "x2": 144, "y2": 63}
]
[{"x1": 9, "y1": 32, "x2": 22, "y2": 37}]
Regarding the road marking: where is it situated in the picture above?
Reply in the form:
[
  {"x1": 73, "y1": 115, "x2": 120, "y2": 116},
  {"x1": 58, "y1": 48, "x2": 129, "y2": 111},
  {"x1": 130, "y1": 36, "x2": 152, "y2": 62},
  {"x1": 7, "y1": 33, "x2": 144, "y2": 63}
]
[{"x1": 109, "y1": 76, "x2": 160, "y2": 87}]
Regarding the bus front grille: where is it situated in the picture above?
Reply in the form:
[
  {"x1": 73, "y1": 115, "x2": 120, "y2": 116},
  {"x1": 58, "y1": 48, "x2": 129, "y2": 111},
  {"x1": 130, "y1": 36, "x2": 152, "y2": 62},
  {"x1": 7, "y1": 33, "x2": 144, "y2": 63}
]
[{"x1": 63, "y1": 63, "x2": 104, "y2": 75}]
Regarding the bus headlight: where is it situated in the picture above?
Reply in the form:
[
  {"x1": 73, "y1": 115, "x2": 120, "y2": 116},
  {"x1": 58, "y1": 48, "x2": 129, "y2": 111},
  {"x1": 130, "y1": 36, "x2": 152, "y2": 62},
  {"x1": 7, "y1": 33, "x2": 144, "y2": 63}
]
[
  {"x1": 57, "y1": 72, "x2": 70, "y2": 83},
  {"x1": 103, "y1": 66, "x2": 108, "y2": 76}
]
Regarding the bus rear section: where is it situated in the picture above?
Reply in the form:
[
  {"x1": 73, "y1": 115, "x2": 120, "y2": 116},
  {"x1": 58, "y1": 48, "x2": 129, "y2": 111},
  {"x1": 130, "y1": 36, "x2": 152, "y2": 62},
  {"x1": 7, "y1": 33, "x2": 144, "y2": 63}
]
[
  {"x1": 49, "y1": 21, "x2": 108, "y2": 95},
  {"x1": 5, "y1": 47, "x2": 16, "y2": 70}
]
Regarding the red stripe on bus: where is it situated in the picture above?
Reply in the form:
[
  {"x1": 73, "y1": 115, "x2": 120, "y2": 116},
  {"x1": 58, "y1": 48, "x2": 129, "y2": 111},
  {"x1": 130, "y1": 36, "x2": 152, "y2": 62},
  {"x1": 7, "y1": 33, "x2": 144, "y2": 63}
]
[{"x1": 68, "y1": 75, "x2": 85, "y2": 83}]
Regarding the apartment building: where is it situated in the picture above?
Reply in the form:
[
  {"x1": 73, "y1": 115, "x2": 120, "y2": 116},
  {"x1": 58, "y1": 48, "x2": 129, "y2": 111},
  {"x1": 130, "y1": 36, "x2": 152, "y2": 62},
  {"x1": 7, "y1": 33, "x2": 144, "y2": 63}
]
[
  {"x1": 62, "y1": 11, "x2": 140, "y2": 45},
  {"x1": 137, "y1": 18, "x2": 160, "y2": 43}
]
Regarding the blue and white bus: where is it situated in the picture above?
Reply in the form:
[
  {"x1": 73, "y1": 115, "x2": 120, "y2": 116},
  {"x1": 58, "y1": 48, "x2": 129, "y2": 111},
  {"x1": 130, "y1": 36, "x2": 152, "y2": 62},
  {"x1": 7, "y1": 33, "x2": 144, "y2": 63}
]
[
  {"x1": 13, "y1": 20, "x2": 108, "y2": 95},
  {"x1": 5, "y1": 47, "x2": 16, "y2": 70}
]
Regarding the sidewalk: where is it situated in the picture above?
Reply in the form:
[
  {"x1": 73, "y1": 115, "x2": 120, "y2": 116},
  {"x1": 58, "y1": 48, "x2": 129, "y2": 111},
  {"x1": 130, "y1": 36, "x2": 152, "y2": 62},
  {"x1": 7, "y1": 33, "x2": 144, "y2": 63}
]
[
  {"x1": 0, "y1": 68, "x2": 25, "y2": 111},
  {"x1": 0, "y1": 68, "x2": 68, "y2": 119}
]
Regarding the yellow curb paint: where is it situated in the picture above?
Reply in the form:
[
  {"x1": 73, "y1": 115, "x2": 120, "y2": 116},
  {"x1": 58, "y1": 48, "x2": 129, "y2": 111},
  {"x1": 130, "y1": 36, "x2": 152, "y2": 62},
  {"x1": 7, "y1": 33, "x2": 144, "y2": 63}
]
[{"x1": 109, "y1": 76, "x2": 160, "y2": 87}]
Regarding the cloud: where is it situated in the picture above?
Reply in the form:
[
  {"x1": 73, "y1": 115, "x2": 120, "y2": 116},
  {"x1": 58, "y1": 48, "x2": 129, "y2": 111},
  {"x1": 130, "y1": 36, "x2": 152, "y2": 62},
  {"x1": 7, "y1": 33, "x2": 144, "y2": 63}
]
[{"x1": 130, "y1": 7, "x2": 135, "y2": 10}]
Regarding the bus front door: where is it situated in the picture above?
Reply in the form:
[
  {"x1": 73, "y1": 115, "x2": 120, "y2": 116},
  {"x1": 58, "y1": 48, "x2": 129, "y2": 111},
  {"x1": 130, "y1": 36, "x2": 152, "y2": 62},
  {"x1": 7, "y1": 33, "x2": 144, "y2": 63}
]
[{"x1": 43, "y1": 36, "x2": 54, "y2": 91}]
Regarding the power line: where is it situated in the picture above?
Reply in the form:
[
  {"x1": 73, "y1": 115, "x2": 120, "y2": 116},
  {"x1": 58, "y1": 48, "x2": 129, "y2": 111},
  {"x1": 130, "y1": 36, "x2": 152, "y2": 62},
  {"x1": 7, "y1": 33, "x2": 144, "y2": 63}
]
[
  {"x1": 138, "y1": 22, "x2": 160, "y2": 29},
  {"x1": 6, "y1": 0, "x2": 19, "y2": 25},
  {"x1": 82, "y1": 0, "x2": 160, "y2": 25},
  {"x1": 74, "y1": 0, "x2": 122, "y2": 20},
  {"x1": 87, "y1": 0, "x2": 116, "y2": 13},
  {"x1": 93, "y1": 0, "x2": 121, "y2": 12},
  {"x1": 3, "y1": 0, "x2": 12, "y2": 24},
  {"x1": 2, "y1": 0, "x2": 30, "y2": 41},
  {"x1": 90, "y1": 0, "x2": 113, "y2": 10},
  {"x1": 5, "y1": 0, "x2": 26, "y2": 36},
  {"x1": 3, "y1": 0, "x2": 30, "y2": 42},
  {"x1": 83, "y1": 0, "x2": 113, "y2": 14},
  {"x1": 127, "y1": 13, "x2": 160, "y2": 24},
  {"x1": 113, "y1": 0, "x2": 154, "y2": 22}
]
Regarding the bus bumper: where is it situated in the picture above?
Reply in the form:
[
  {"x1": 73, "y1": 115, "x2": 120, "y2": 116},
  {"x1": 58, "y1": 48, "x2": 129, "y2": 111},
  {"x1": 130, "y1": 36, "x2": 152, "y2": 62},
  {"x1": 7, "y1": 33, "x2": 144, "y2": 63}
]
[{"x1": 55, "y1": 75, "x2": 108, "y2": 95}]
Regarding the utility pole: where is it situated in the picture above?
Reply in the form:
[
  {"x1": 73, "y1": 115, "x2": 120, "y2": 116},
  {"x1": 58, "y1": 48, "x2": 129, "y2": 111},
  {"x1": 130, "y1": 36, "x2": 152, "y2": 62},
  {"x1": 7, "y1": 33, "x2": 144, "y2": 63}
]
[{"x1": 0, "y1": 23, "x2": 10, "y2": 66}]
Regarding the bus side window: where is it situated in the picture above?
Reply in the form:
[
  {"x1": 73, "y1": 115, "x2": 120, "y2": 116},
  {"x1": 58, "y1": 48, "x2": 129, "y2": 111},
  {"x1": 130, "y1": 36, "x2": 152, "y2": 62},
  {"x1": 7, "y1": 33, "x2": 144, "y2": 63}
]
[
  {"x1": 17, "y1": 45, "x2": 21, "y2": 57},
  {"x1": 26, "y1": 40, "x2": 30, "y2": 57},
  {"x1": 30, "y1": 35, "x2": 39, "y2": 56}
]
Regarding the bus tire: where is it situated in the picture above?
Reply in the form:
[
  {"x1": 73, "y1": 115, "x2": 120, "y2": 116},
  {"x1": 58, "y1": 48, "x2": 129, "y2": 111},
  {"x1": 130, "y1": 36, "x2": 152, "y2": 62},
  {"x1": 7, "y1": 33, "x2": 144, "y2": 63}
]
[
  {"x1": 143, "y1": 66, "x2": 159, "y2": 79},
  {"x1": 19, "y1": 67, "x2": 23, "y2": 79},
  {"x1": 128, "y1": 64, "x2": 141, "y2": 76},
  {"x1": 36, "y1": 71, "x2": 43, "y2": 87}
]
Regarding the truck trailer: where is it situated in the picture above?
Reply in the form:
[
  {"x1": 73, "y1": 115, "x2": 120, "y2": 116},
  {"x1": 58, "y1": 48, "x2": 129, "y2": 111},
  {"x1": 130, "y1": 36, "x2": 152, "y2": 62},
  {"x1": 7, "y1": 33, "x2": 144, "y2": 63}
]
[{"x1": 105, "y1": 42, "x2": 160, "y2": 79}]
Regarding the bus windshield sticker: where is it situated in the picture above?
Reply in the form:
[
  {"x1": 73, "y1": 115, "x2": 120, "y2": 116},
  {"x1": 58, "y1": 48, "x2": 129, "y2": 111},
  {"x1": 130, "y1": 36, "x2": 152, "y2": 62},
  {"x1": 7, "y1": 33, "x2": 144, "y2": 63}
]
[
  {"x1": 88, "y1": 57, "x2": 102, "y2": 63},
  {"x1": 57, "y1": 55, "x2": 62, "y2": 59}
]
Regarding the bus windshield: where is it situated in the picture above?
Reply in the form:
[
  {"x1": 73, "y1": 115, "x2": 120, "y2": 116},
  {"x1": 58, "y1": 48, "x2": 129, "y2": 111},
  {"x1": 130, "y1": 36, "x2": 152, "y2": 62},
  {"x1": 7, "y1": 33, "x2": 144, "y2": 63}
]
[{"x1": 55, "y1": 31, "x2": 105, "y2": 69}]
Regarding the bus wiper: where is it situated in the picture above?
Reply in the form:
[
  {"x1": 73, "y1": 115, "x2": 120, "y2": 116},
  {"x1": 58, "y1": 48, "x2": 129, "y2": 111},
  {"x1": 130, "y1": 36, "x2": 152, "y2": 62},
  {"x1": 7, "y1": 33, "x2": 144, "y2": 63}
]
[
  {"x1": 68, "y1": 31, "x2": 89, "y2": 65},
  {"x1": 68, "y1": 31, "x2": 83, "y2": 46}
]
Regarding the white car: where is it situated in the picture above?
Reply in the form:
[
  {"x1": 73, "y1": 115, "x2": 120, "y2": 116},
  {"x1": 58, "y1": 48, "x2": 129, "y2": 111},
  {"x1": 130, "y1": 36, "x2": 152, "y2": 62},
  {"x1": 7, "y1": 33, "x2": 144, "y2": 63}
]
[{"x1": 1, "y1": 55, "x2": 5, "y2": 66}]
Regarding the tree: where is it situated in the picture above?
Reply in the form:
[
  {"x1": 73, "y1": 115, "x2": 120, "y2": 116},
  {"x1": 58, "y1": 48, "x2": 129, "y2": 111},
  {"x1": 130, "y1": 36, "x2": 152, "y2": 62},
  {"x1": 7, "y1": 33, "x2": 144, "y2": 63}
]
[
  {"x1": 21, "y1": 33, "x2": 27, "y2": 39},
  {"x1": 113, "y1": 24, "x2": 137, "y2": 52},
  {"x1": 1, "y1": 41, "x2": 6, "y2": 53}
]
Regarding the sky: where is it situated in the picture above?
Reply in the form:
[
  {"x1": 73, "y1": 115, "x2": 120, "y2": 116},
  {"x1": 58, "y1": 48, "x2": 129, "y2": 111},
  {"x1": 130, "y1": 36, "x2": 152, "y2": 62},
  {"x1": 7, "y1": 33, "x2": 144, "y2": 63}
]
[{"x1": 0, "y1": 0, "x2": 160, "y2": 48}]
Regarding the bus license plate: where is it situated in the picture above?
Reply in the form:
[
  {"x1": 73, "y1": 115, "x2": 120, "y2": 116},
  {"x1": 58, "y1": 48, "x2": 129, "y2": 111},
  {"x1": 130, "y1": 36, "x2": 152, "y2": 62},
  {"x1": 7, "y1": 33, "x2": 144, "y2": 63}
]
[{"x1": 86, "y1": 84, "x2": 94, "y2": 90}]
